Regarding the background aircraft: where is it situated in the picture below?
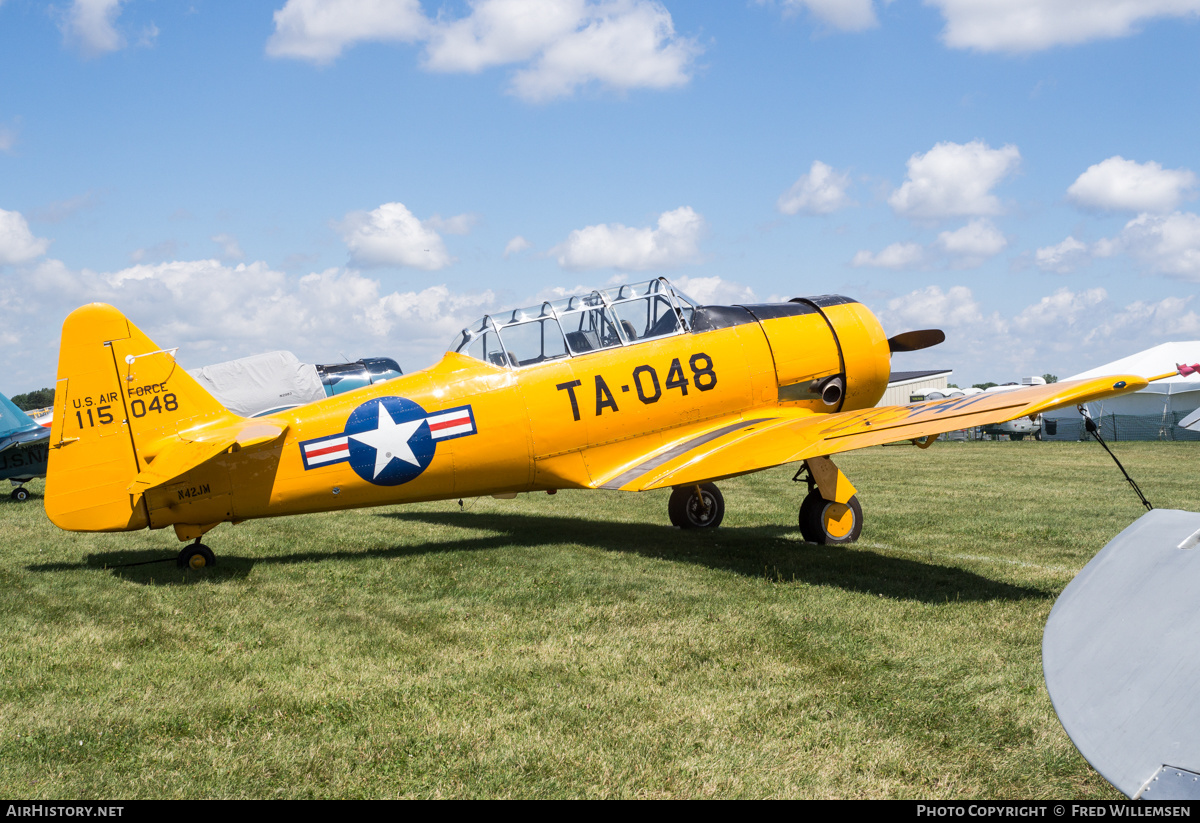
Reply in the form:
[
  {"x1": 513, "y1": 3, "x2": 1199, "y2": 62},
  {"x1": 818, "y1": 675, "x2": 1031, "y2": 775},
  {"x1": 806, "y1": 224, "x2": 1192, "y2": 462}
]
[
  {"x1": 45, "y1": 278, "x2": 1144, "y2": 569},
  {"x1": 1, "y1": 391, "x2": 51, "y2": 501}
]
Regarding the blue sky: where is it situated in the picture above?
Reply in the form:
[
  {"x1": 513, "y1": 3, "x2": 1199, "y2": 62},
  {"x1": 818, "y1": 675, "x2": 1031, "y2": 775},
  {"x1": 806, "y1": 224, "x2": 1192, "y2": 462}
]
[{"x1": 2, "y1": 0, "x2": 1200, "y2": 395}]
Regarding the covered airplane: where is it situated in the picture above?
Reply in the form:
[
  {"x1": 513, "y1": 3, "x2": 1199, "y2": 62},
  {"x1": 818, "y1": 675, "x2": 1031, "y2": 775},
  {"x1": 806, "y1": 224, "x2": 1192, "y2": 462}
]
[
  {"x1": 1, "y1": 391, "x2": 51, "y2": 500},
  {"x1": 44, "y1": 278, "x2": 1146, "y2": 569}
]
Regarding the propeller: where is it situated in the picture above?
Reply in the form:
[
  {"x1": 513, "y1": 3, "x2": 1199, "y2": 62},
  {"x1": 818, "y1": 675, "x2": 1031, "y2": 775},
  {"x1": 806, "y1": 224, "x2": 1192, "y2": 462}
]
[{"x1": 887, "y1": 329, "x2": 945, "y2": 353}]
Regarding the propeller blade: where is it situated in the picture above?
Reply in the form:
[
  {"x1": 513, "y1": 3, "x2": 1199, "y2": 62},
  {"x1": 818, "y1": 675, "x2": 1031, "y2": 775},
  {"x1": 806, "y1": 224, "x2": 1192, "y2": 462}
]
[{"x1": 888, "y1": 329, "x2": 945, "y2": 353}]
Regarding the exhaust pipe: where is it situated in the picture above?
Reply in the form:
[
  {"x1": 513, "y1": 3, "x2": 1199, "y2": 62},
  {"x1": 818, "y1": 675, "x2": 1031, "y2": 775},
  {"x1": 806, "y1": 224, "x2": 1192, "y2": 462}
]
[{"x1": 817, "y1": 376, "x2": 844, "y2": 407}]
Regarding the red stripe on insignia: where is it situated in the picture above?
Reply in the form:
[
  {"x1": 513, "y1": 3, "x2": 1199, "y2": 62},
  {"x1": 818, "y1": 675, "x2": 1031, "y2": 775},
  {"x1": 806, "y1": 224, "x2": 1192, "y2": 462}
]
[
  {"x1": 429, "y1": 415, "x2": 468, "y2": 432},
  {"x1": 307, "y1": 443, "x2": 348, "y2": 458}
]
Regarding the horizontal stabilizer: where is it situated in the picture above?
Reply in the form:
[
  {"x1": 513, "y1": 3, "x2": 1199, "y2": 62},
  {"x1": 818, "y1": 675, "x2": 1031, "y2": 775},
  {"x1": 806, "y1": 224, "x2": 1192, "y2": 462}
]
[{"x1": 128, "y1": 421, "x2": 287, "y2": 497}]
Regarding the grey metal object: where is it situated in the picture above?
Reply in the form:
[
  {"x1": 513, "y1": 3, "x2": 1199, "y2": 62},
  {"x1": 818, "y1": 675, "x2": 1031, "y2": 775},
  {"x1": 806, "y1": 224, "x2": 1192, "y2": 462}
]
[
  {"x1": 1043, "y1": 509, "x2": 1200, "y2": 799},
  {"x1": 1140, "y1": 766, "x2": 1200, "y2": 799}
]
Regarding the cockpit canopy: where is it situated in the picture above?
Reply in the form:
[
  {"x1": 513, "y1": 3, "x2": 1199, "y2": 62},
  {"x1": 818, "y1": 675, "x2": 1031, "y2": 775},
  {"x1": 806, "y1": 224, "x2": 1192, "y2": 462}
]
[{"x1": 448, "y1": 278, "x2": 700, "y2": 369}]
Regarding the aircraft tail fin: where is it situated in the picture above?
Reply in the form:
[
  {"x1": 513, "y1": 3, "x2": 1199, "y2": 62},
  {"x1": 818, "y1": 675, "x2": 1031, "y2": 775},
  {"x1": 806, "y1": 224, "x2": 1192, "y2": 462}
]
[
  {"x1": 1, "y1": 392, "x2": 42, "y2": 437},
  {"x1": 46, "y1": 303, "x2": 240, "y2": 533}
]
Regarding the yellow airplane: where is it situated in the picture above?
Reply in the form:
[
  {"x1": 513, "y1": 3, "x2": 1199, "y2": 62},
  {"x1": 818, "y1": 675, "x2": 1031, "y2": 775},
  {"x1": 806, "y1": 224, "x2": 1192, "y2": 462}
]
[{"x1": 45, "y1": 278, "x2": 1146, "y2": 569}]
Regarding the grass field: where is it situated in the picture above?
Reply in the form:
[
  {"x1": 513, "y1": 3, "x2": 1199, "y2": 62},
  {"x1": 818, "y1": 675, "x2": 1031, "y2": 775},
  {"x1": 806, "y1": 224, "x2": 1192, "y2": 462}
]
[{"x1": 2, "y1": 440, "x2": 1196, "y2": 799}]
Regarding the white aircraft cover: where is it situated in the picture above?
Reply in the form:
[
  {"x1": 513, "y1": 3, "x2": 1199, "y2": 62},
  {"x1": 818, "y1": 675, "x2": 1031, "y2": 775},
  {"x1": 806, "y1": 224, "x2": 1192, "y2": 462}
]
[{"x1": 188, "y1": 351, "x2": 325, "y2": 417}]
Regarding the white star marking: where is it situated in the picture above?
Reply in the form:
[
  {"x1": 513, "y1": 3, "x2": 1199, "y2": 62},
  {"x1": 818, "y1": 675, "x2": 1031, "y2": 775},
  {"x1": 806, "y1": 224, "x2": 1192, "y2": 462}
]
[{"x1": 348, "y1": 404, "x2": 424, "y2": 479}]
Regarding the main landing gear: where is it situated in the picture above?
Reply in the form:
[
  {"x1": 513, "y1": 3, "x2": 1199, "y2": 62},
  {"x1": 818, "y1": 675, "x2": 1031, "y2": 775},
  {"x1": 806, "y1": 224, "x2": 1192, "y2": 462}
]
[
  {"x1": 664, "y1": 457, "x2": 862, "y2": 544},
  {"x1": 668, "y1": 483, "x2": 725, "y2": 529},
  {"x1": 176, "y1": 539, "x2": 216, "y2": 570},
  {"x1": 798, "y1": 489, "x2": 863, "y2": 544},
  {"x1": 794, "y1": 457, "x2": 863, "y2": 545}
]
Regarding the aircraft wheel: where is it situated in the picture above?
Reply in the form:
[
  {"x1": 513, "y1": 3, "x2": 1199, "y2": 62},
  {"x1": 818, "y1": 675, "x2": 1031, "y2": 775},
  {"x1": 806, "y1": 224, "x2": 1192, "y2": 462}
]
[
  {"x1": 798, "y1": 490, "x2": 863, "y2": 545},
  {"x1": 10, "y1": 487, "x2": 29, "y2": 502},
  {"x1": 668, "y1": 483, "x2": 725, "y2": 529},
  {"x1": 177, "y1": 543, "x2": 216, "y2": 570}
]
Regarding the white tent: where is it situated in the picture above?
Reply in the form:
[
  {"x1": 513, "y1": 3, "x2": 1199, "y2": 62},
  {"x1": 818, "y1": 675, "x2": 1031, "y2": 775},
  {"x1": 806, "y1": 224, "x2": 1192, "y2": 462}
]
[{"x1": 1043, "y1": 342, "x2": 1200, "y2": 441}]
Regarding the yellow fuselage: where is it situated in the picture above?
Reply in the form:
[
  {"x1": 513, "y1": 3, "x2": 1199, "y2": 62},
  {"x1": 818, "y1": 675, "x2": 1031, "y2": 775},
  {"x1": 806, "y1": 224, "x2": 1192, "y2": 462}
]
[{"x1": 46, "y1": 297, "x2": 891, "y2": 536}]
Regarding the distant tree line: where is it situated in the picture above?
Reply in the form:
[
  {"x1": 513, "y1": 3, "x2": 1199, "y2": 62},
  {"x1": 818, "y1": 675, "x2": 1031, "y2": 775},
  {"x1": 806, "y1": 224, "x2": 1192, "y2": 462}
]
[{"x1": 11, "y1": 388, "x2": 54, "y2": 410}]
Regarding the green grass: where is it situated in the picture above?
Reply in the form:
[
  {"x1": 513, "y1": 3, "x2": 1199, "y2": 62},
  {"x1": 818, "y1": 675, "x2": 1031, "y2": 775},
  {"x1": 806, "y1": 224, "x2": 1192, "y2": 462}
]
[{"x1": 1, "y1": 441, "x2": 1194, "y2": 798}]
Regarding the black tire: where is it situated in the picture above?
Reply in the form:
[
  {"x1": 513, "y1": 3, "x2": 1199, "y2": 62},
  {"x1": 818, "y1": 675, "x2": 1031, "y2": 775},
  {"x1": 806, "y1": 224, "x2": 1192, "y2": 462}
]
[
  {"x1": 1011, "y1": 433, "x2": 1025, "y2": 441},
  {"x1": 11, "y1": 487, "x2": 29, "y2": 502},
  {"x1": 668, "y1": 483, "x2": 725, "y2": 529},
  {"x1": 798, "y1": 490, "x2": 863, "y2": 545},
  {"x1": 177, "y1": 543, "x2": 216, "y2": 570}
]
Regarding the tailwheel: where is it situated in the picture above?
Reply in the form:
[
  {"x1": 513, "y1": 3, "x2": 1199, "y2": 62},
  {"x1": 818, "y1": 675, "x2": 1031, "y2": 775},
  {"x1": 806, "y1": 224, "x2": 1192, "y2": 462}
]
[
  {"x1": 668, "y1": 483, "x2": 725, "y2": 529},
  {"x1": 10, "y1": 487, "x2": 29, "y2": 502},
  {"x1": 798, "y1": 490, "x2": 863, "y2": 545},
  {"x1": 177, "y1": 542, "x2": 216, "y2": 570}
]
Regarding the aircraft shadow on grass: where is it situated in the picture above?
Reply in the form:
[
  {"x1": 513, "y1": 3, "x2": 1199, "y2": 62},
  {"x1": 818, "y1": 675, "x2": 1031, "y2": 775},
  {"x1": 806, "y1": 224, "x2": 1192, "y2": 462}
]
[{"x1": 29, "y1": 509, "x2": 1047, "y2": 602}]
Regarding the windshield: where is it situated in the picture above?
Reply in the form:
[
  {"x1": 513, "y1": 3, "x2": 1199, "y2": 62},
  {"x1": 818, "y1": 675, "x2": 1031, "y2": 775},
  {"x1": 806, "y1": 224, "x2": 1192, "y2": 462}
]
[{"x1": 448, "y1": 277, "x2": 693, "y2": 368}]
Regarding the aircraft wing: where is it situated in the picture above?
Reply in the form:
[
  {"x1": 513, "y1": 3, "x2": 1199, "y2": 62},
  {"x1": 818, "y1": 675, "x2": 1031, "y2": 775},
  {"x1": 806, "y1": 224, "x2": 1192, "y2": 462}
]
[
  {"x1": 126, "y1": 420, "x2": 288, "y2": 498},
  {"x1": 601, "y1": 373, "x2": 1146, "y2": 492}
]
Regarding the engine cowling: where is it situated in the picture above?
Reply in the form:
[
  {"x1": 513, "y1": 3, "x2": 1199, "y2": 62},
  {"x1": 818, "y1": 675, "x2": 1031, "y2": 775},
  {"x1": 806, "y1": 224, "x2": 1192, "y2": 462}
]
[{"x1": 741, "y1": 295, "x2": 891, "y2": 413}]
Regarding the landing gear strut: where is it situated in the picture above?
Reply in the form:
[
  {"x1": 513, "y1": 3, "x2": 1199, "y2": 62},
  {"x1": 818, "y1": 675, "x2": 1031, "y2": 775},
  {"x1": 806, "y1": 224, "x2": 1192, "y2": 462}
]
[
  {"x1": 794, "y1": 457, "x2": 863, "y2": 545},
  {"x1": 668, "y1": 483, "x2": 725, "y2": 529},
  {"x1": 176, "y1": 539, "x2": 216, "y2": 570}
]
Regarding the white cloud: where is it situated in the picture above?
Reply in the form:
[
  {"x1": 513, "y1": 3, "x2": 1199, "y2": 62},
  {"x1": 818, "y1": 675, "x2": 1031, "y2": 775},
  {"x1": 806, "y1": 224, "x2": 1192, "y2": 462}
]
[
  {"x1": 266, "y1": 0, "x2": 429, "y2": 63},
  {"x1": 0, "y1": 125, "x2": 16, "y2": 154},
  {"x1": 1107, "y1": 211, "x2": 1200, "y2": 280},
  {"x1": 889, "y1": 140, "x2": 1020, "y2": 219},
  {"x1": 212, "y1": 233, "x2": 245, "y2": 261},
  {"x1": 62, "y1": 0, "x2": 125, "y2": 57},
  {"x1": 337, "y1": 202, "x2": 454, "y2": 270},
  {"x1": 1012, "y1": 287, "x2": 1107, "y2": 333},
  {"x1": 2, "y1": 257, "x2": 497, "y2": 384},
  {"x1": 882, "y1": 285, "x2": 995, "y2": 330},
  {"x1": 424, "y1": 213, "x2": 479, "y2": 235},
  {"x1": 1084, "y1": 294, "x2": 1200, "y2": 343},
  {"x1": 1035, "y1": 236, "x2": 1089, "y2": 273},
  {"x1": 506, "y1": 0, "x2": 700, "y2": 102},
  {"x1": 423, "y1": 0, "x2": 587, "y2": 72},
  {"x1": 871, "y1": 283, "x2": 1200, "y2": 385},
  {"x1": 936, "y1": 218, "x2": 1007, "y2": 265},
  {"x1": 0, "y1": 209, "x2": 51, "y2": 265},
  {"x1": 927, "y1": 0, "x2": 1200, "y2": 53},
  {"x1": 1067, "y1": 156, "x2": 1198, "y2": 213},
  {"x1": 554, "y1": 206, "x2": 705, "y2": 271},
  {"x1": 268, "y1": 0, "x2": 699, "y2": 101},
  {"x1": 777, "y1": 160, "x2": 855, "y2": 215},
  {"x1": 777, "y1": 0, "x2": 880, "y2": 31},
  {"x1": 668, "y1": 275, "x2": 756, "y2": 305},
  {"x1": 852, "y1": 219, "x2": 1007, "y2": 270},
  {"x1": 851, "y1": 241, "x2": 924, "y2": 269},
  {"x1": 504, "y1": 235, "x2": 533, "y2": 257}
]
